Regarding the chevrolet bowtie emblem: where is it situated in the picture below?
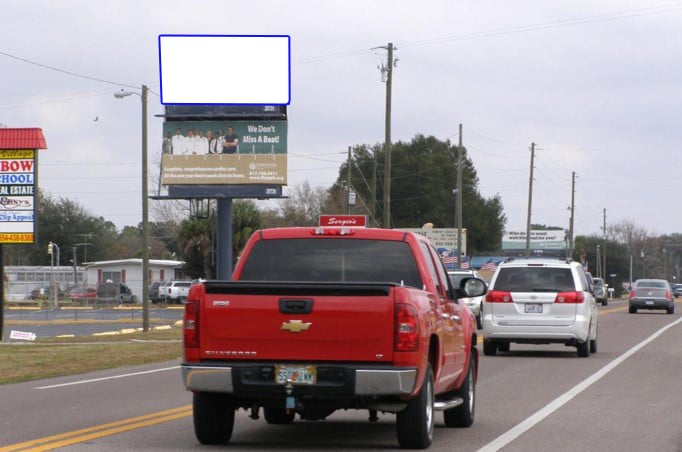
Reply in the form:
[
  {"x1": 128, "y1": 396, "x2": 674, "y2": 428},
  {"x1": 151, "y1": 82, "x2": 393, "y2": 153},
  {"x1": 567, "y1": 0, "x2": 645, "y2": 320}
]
[{"x1": 280, "y1": 320, "x2": 312, "y2": 333}]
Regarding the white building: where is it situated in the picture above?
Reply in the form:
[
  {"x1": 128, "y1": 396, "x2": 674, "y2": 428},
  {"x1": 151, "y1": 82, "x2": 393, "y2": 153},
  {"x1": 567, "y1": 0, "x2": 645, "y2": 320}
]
[
  {"x1": 85, "y1": 259, "x2": 186, "y2": 302},
  {"x1": 5, "y1": 259, "x2": 186, "y2": 303}
]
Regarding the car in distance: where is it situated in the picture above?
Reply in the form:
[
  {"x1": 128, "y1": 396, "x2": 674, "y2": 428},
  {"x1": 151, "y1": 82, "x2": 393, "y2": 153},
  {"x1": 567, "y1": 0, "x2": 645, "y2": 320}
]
[
  {"x1": 481, "y1": 257, "x2": 599, "y2": 357},
  {"x1": 96, "y1": 281, "x2": 137, "y2": 304},
  {"x1": 628, "y1": 279, "x2": 674, "y2": 314},
  {"x1": 149, "y1": 281, "x2": 164, "y2": 304},
  {"x1": 448, "y1": 269, "x2": 485, "y2": 329},
  {"x1": 592, "y1": 277, "x2": 608, "y2": 306},
  {"x1": 67, "y1": 286, "x2": 97, "y2": 304},
  {"x1": 671, "y1": 283, "x2": 682, "y2": 298}
]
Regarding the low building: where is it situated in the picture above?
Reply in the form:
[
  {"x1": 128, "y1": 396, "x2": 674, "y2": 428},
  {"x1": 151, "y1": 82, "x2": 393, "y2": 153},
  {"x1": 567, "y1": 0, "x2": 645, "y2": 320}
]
[{"x1": 85, "y1": 259, "x2": 186, "y2": 302}]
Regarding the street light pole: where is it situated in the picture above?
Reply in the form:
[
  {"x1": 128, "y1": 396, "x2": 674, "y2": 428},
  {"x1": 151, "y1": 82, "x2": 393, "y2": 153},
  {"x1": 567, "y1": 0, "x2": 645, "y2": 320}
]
[{"x1": 115, "y1": 85, "x2": 150, "y2": 332}]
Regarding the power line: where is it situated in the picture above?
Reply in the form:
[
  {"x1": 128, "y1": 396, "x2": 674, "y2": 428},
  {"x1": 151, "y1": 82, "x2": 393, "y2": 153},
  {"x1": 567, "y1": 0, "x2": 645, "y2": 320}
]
[{"x1": 0, "y1": 50, "x2": 139, "y2": 88}]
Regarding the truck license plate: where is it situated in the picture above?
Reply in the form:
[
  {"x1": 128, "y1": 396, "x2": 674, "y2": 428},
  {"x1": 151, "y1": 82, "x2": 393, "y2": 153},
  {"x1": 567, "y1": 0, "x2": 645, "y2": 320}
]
[
  {"x1": 275, "y1": 365, "x2": 317, "y2": 385},
  {"x1": 646, "y1": 300, "x2": 654, "y2": 305},
  {"x1": 525, "y1": 303, "x2": 543, "y2": 313}
]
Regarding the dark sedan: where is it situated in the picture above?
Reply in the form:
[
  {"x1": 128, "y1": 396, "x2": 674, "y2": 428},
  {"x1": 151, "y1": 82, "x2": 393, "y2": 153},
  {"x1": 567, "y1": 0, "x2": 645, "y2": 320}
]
[
  {"x1": 672, "y1": 283, "x2": 682, "y2": 298},
  {"x1": 629, "y1": 279, "x2": 674, "y2": 314}
]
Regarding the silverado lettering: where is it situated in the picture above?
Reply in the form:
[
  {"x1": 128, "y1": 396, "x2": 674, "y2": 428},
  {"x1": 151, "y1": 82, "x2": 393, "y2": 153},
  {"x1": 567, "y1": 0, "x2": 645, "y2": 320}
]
[{"x1": 181, "y1": 227, "x2": 486, "y2": 449}]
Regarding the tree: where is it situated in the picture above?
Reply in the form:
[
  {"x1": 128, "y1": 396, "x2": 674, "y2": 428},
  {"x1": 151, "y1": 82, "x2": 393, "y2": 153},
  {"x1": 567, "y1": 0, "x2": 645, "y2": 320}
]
[
  {"x1": 261, "y1": 181, "x2": 329, "y2": 227},
  {"x1": 4, "y1": 190, "x2": 121, "y2": 267},
  {"x1": 329, "y1": 135, "x2": 506, "y2": 254},
  {"x1": 177, "y1": 200, "x2": 264, "y2": 278}
]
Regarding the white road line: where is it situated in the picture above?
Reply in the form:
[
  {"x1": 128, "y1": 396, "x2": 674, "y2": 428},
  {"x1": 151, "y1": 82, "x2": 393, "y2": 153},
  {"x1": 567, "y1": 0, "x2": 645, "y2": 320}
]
[
  {"x1": 478, "y1": 316, "x2": 682, "y2": 452},
  {"x1": 35, "y1": 365, "x2": 180, "y2": 390}
]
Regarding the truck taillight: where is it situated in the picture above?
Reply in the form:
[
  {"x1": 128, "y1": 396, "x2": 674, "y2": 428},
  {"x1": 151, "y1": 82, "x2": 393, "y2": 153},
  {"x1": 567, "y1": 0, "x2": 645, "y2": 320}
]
[
  {"x1": 554, "y1": 291, "x2": 585, "y2": 304},
  {"x1": 486, "y1": 290, "x2": 513, "y2": 303},
  {"x1": 629, "y1": 290, "x2": 636, "y2": 300},
  {"x1": 183, "y1": 301, "x2": 199, "y2": 348},
  {"x1": 395, "y1": 304, "x2": 419, "y2": 352}
]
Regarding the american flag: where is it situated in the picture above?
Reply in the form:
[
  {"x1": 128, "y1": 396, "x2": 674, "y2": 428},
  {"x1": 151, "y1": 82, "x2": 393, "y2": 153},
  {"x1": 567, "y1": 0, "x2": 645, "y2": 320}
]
[
  {"x1": 480, "y1": 259, "x2": 497, "y2": 272},
  {"x1": 460, "y1": 256, "x2": 470, "y2": 269},
  {"x1": 441, "y1": 252, "x2": 458, "y2": 265}
]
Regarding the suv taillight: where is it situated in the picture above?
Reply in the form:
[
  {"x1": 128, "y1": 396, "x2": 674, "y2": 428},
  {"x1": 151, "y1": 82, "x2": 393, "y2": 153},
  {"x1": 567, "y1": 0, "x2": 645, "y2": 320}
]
[
  {"x1": 554, "y1": 291, "x2": 585, "y2": 304},
  {"x1": 395, "y1": 304, "x2": 419, "y2": 352},
  {"x1": 183, "y1": 301, "x2": 199, "y2": 348},
  {"x1": 629, "y1": 290, "x2": 636, "y2": 300},
  {"x1": 486, "y1": 290, "x2": 513, "y2": 303}
]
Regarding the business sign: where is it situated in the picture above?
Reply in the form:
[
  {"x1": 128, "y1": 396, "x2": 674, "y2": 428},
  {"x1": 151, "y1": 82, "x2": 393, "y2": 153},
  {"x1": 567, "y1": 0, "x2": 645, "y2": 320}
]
[
  {"x1": 502, "y1": 230, "x2": 566, "y2": 250},
  {"x1": 319, "y1": 215, "x2": 367, "y2": 227},
  {"x1": 161, "y1": 120, "x2": 287, "y2": 185},
  {"x1": 397, "y1": 227, "x2": 467, "y2": 257},
  {"x1": 0, "y1": 149, "x2": 35, "y2": 243}
]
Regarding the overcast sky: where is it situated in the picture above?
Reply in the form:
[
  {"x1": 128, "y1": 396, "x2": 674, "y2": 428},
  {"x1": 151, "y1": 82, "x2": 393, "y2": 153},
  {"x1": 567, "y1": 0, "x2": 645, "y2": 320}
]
[{"x1": 2, "y1": 1, "x2": 681, "y2": 239}]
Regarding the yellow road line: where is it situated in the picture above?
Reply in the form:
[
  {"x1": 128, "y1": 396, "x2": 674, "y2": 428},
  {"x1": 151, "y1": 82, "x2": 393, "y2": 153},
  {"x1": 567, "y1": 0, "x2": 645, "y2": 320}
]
[{"x1": 0, "y1": 405, "x2": 192, "y2": 452}]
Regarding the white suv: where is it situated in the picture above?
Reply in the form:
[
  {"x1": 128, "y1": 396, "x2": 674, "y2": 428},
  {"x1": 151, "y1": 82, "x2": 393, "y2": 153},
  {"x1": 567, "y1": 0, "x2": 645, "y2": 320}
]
[{"x1": 481, "y1": 258, "x2": 599, "y2": 358}]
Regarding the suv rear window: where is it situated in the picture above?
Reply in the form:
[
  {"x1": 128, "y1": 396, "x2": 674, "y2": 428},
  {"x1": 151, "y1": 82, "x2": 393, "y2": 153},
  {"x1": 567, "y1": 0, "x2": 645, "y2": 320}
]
[
  {"x1": 240, "y1": 238, "x2": 422, "y2": 288},
  {"x1": 494, "y1": 267, "x2": 575, "y2": 292}
]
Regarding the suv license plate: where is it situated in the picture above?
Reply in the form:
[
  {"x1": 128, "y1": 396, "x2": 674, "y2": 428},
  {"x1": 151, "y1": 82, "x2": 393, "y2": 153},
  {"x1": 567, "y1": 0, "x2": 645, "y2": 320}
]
[
  {"x1": 525, "y1": 303, "x2": 543, "y2": 313},
  {"x1": 275, "y1": 365, "x2": 317, "y2": 385},
  {"x1": 645, "y1": 300, "x2": 654, "y2": 305}
]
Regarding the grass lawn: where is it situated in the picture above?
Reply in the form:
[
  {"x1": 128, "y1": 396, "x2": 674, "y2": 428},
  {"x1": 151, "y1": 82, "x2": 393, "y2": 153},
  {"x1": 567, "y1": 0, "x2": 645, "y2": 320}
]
[{"x1": 0, "y1": 327, "x2": 182, "y2": 385}]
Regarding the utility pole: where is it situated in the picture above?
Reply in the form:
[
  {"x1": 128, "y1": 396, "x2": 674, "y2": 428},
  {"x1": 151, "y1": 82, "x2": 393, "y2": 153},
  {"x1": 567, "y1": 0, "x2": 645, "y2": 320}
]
[
  {"x1": 525, "y1": 143, "x2": 535, "y2": 257},
  {"x1": 380, "y1": 42, "x2": 395, "y2": 228},
  {"x1": 456, "y1": 123, "x2": 463, "y2": 267},
  {"x1": 569, "y1": 171, "x2": 575, "y2": 258},
  {"x1": 602, "y1": 208, "x2": 607, "y2": 282},
  {"x1": 347, "y1": 146, "x2": 352, "y2": 214},
  {"x1": 371, "y1": 150, "x2": 377, "y2": 226}
]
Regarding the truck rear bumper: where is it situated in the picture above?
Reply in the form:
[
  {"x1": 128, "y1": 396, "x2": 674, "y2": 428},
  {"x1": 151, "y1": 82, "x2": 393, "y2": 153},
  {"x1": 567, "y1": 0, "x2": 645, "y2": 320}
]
[{"x1": 182, "y1": 363, "x2": 417, "y2": 396}]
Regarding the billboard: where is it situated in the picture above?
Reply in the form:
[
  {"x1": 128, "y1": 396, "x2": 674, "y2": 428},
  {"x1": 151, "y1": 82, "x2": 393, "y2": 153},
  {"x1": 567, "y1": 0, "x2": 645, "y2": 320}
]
[
  {"x1": 158, "y1": 35, "x2": 291, "y2": 105},
  {"x1": 397, "y1": 227, "x2": 467, "y2": 257},
  {"x1": 161, "y1": 120, "x2": 287, "y2": 185},
  {"x1": 0, "y1": 150, "x2": 35, "y2": 243},
  {"x1": 502, "y1": 230, "x2": 566, "y2": 250}
]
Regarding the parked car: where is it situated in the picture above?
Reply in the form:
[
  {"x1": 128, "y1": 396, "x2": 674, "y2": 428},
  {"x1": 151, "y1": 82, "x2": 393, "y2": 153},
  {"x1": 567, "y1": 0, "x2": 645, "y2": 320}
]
[
  {"x1": 448, "y1": 269, "x2": 485, "y2": 329},
  {"x1": 671, "y1": 283, "x2": 682, "y2": 298},
  {"x1": 628, "y1": 279, "x2": 674, "y2": 314},
  {"x1": 29, "y1": 285, "x2": 66, "y2": 300},
  {"x1": 96, "y1": 281, "x2": 137, "y2": 304},
  {"x1": 592, "y1": 277, "x2": 608, "y2": 306},
  {"x1": 164, "y1": 280, "x2": 192, "y2": 303},
  {"x1": 67, "y1": 286, "x2": 97, "y2": 304},
  {"x1": 482, "y1": 257, "x2": 599, "y2": 357},
  {"x1": 149, "y1": 281, "x2": 164, "y2": 304}
]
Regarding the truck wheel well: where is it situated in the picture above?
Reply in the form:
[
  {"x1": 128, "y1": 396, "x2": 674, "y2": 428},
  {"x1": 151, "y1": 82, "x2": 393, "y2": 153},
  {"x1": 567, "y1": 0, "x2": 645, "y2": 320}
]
[{"x1": 428, "y1": 335, "x2": 439, "y2": 377}]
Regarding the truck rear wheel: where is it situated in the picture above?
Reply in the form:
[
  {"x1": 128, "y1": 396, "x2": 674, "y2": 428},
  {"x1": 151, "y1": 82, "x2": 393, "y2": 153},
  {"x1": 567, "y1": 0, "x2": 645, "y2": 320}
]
[
  {"x1": 444, "y1": 357, "x2": 476, "y2": 427},
  {"x1": 397, "y1": 364, "x2": 434, "y2": 449},
  {"x1": 193, "y1": 392, "x2": 235, "y2": 445}
]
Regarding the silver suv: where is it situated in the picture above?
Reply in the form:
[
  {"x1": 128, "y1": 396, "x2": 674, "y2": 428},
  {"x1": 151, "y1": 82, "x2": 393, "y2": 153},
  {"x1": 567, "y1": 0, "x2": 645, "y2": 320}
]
[{"x1": 481, "y1": 258, "x2": 599, "y2": 357}]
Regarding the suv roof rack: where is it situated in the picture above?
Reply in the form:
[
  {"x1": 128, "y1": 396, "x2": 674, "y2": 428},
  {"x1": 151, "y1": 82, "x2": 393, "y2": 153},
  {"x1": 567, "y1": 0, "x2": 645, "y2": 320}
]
[{"x1": 504, "y1": 256, "x2": 573, "y2": 264}]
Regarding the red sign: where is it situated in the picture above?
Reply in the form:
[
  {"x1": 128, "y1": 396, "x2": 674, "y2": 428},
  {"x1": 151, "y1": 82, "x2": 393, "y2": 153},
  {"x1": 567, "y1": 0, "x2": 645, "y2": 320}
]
[{"x1": 319, "y1": 215, "x2": 367, "y2": 227}]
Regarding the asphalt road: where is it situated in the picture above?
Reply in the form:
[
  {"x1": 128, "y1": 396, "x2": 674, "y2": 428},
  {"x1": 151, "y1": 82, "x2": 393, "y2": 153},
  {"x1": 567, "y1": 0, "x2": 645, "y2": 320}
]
[
  {"x1": 2, "y1": 306, "x2": 184, "y2": 340},
  {"x1": 1, "y1": 298, "x2": 681, "y2": 451}
]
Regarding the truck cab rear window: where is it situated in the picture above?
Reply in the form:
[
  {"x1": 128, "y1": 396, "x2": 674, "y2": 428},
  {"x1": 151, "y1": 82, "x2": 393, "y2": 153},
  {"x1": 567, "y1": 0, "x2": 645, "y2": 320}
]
[{"x1": 240, "y1": 238, "x2": 422, "y2": 288}]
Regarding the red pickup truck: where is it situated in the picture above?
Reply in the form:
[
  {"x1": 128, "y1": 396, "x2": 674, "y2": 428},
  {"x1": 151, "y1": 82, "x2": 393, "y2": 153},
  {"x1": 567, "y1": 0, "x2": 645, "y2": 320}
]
[{"x1": 181, "y1": 227, "x2": 486, "y2": 449}]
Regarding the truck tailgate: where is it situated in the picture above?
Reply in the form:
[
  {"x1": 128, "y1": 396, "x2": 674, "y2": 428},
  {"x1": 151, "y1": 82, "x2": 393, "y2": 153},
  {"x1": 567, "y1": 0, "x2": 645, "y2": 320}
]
[{"x1": 199, "y1": 282, "x2": 395, "y2": 362}]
